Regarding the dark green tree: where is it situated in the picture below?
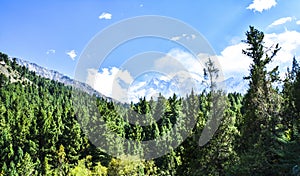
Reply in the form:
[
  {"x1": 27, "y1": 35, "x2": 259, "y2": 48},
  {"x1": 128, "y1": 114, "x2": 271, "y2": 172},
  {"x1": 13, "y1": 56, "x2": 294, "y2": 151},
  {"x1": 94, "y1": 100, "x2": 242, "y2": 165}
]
[{"x1": 237, "y1": 26, "x2": 282, "y2": 175}]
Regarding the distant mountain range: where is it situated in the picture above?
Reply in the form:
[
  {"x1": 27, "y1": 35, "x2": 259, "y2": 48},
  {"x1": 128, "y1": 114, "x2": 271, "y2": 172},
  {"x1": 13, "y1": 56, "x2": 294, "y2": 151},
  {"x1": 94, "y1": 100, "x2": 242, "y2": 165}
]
[
  {"x1": 127, "y1": 73, "x2": 248, "y2": 102},
  {"x1": 223, "y1": 76, "x2": 248, "y2": 94},
  {"x1": 12, "y1": 57, "x2": 248, "y2": 102},
  {"x1": 13, "y1": 58, "x2": 107, "y2": 98}
]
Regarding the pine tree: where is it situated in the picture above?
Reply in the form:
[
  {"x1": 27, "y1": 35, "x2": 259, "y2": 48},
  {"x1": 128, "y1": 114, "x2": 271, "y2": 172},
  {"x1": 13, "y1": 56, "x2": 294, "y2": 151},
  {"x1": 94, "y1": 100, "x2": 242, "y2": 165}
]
[
  {"x1": 281, "y1": 57, "x2": 300, "y2": 140},
  {"x1": 237, "y1": 26, "x2": 282, "y2": 175}
]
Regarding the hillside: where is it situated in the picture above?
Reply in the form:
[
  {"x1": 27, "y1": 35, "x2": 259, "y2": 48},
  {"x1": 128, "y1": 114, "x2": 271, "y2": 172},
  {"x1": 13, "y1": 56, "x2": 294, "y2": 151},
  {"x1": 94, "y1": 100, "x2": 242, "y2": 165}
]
[
  {"x1": 16, "y1": 57, "x2": 109, "y2": 98},
  {"x1": 0, "y1": 51, "x2": 242, "y2": 175},
  {"x1": 1, "y1": 26, "x2": 300, "y2": 176},
  {"x1": 0, "y1": 58, "x2": 31, "y2": 85}
]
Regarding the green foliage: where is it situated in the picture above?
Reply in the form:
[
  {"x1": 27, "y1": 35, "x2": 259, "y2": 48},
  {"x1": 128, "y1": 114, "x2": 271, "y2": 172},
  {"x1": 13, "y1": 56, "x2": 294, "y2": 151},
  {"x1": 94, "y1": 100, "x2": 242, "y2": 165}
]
[
  {"x1": 69, "y1": 155, "x2": 108, "y2": 176},
  {"x1": 69, "y1": 159, "x2": 92, "y2": 176},
  {"x1": 108, "y1": 155, "x2": 157, "y2": 176},
  {"x1": 0, "y1": 24, "x2": 300, "y2": 175},
  {"x1": 93, "y1": 161, "x2": 108, "y2": 176}
]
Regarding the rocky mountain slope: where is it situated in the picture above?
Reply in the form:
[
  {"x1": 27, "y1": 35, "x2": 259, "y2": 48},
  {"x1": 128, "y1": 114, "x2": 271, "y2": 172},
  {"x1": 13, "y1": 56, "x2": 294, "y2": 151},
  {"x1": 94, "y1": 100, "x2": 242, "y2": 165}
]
[{"x1": 12, "y1": 57, "x2": 106, "y2": 98}]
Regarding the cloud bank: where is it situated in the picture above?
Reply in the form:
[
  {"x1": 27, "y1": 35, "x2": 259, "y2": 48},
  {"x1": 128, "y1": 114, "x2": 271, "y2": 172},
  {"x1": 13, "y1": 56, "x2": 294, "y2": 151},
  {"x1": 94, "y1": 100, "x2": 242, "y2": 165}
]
[{"x1": 86, "y1": 67, "x2": 133, "y2": 102}]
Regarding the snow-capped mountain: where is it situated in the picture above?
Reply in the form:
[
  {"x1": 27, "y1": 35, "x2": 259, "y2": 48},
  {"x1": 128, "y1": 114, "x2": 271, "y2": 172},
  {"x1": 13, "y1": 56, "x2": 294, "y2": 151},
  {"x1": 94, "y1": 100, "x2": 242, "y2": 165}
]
[
  {"x1": 223, "y1": 76, "x2": 248, "y2": 94},
  {"x1": 128, "y1": 74, "x2": 248, "y2": 102},
  {"x1": 127, "y1": 73, "x2": 248, "y2": 102},
  {"x1": 127, "y1": 77, "x2": 180, "y2": 102}
]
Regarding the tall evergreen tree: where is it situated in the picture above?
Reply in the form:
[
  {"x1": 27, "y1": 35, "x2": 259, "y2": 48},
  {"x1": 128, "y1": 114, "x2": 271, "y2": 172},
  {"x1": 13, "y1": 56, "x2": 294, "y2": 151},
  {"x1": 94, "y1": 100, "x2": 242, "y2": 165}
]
[{"x1": 237, "y1": 26, "x2": 282, "y2": 175}]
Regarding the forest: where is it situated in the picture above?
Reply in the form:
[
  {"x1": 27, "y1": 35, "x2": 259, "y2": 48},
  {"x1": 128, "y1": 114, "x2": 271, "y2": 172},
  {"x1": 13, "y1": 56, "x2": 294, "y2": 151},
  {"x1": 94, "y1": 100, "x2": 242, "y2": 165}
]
[{"x1": 1, "y1": 26, "x2": 300, "y2": 175}]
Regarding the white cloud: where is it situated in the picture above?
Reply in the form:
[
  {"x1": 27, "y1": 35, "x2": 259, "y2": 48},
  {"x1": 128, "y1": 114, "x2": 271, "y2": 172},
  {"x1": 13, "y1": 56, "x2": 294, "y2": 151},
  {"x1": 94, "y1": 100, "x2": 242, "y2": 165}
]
[
  {"x1": 98, "y1": 12, "x2": 112, "y2": 20},
  {"x1": 66, "y1": 50, "x2": 77, "y2": 60},
  {"x1": 154, "y1": 48, "x2": 204, "y2": 77},
  {"x1": 153, "y1": 49, "x2": 213, "y2": 94},
  {"x1": 86, "y1": 67, "x2": 134, "y2": 102},
  {"x1": 296, "y1": 20, "x2": 300, "y2": 25},
  {"x1": 46, "y1": 49, "x2": 55, "y2": 55},
  {"x1": 264, "y1": 30, "x2": 300, "y2": 64},
  {"x1": 268, "y1": 17, "x2": 293, "y2": 28},
  {"x1": 170, "y1": 34, "x2": 196, "y2": 41},
  {"x1": 247, "y1": 0, "x2": 277, "y2": 12},
  {"x1": 154, "y1": 48, "x2": 229, "y2": 86},
  {"x1": 218, "y1": 30, "x2": 300, "y2": 79},
  {"x1": 217, "y1": 42, "x2": 251, "y2": 78}
]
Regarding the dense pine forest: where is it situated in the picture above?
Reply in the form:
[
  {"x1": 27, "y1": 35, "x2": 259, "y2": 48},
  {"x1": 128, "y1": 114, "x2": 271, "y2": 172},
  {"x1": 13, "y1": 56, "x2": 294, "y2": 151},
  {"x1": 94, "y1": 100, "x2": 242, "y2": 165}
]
[{"x1": 1, "y1": 26, "x2": 300, "y2": 175}]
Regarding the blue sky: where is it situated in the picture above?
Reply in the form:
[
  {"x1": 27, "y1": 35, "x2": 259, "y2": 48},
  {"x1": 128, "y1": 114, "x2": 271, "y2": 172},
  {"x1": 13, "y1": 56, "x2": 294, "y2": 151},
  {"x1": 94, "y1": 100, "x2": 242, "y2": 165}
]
[{"x1": 1, "y1": 0, "x2": 300, "y2": 100}]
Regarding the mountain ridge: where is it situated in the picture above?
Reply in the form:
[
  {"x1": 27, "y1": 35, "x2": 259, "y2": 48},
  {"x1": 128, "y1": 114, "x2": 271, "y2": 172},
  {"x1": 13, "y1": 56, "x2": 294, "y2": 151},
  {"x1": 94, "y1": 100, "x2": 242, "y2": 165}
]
[
  {"x1": 5, "y1": 56, "x2": 248, "y2": 102},
  {"x1": 10, "y1": 57, "x2": 107, "y2": 99}
]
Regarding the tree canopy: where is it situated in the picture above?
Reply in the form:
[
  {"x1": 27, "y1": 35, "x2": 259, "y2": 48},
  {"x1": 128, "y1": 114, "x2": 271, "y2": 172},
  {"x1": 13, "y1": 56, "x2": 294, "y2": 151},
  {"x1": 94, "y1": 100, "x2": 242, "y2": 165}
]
[{"x1": 1, "y1": 26, "x2": 300, "y2": 175}]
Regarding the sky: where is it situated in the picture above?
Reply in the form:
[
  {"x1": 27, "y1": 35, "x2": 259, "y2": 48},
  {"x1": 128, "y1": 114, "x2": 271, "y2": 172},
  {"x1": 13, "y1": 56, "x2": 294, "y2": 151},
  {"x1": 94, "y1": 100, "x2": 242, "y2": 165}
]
[{"x1": 1, "y1": 0, "x2": 300, "y2": 101}]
